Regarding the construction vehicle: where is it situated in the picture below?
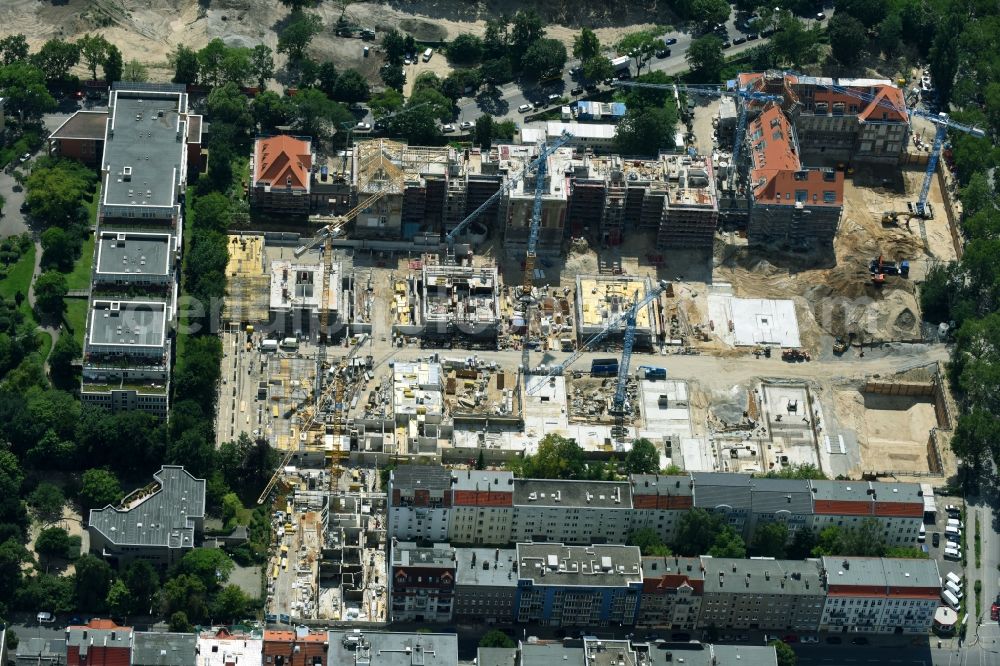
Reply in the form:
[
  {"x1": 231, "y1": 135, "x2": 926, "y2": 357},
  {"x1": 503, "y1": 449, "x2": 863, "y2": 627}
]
[
  {"x1": 833, "y1": 338, "x2": 849, "y2": 354},
  {"x1": 638, "y1": 365, "x2": 667, "y2": 380},
  {"x1": 881, "y1": 210, "x2": 911, "y2": 226},
  {"x1": 781, "y1": 349, "x2": 810, "y2": 362},
  {"x1": 869, "y1": 255, "x2": 909, "y2": 278}
]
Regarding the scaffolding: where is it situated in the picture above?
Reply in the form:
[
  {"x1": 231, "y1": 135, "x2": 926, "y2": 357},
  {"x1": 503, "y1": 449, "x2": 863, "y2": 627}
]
[{"x1": 224, "y1": 234, "x2": 269, "y2": 322}]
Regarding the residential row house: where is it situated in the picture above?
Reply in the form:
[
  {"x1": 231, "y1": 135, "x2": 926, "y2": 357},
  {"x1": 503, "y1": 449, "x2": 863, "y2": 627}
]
[
  {"x1": 395, "y1": 541, "x2": 941, "y2": 635},
  {"x1": 387, "y1": 467, "x2": 926, "y2": 549}
]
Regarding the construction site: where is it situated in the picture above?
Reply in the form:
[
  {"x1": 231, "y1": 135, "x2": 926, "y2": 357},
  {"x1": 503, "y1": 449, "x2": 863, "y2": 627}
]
[{"x1": 211, "y1": 71, "x2": 980, "y2": 627}]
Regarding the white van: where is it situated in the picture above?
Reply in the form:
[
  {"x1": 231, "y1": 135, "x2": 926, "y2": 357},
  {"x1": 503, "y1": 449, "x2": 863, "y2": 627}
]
[
  {"x1": 946, "y1": 571, "x2": 962, "y2": 587},
  {"x1": 947, "y1": 518, "x2": 964, "y2": 529},
  {"x1": 422, "y1": 48, "x2": 433, "y2": 62},
  {"x1": 946, "y1": 580, "x2": 963, "y2": 598},
  {"x1": 946, "y1": 525, "x2": 961, "y2": 537},
  {"x1": 944, "y1": 547, "x2": 961, "y2": 560},
  {"x1": 941, "y1": 589, "x2": 960, "y2": 609},
  {"x1": 918, "y1": 524, "x2": 926, "y2": 542}
]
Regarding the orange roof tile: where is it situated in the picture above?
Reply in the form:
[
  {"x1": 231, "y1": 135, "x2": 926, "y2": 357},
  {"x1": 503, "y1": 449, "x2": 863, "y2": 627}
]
[{"x1": 255, "y1": 135, "x2": 312, "y2": 191}]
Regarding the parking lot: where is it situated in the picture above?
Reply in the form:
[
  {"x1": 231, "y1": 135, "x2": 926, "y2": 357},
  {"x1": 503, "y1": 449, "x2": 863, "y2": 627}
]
[{"x1": 923, "y1": 498, "x2": 966, "y2": 611}]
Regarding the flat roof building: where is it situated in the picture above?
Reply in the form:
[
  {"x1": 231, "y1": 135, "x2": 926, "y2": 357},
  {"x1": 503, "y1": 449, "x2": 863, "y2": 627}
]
[
  {"x1": 86, "y1": 299, "x2": 168, "y2": 355},
  {"x1": 418, "y1": 265, "x2": 500, "y2": 339},
  {"x1": 196, "y1": 629, "x2": 263, "y2": 666},
  {"x1": 575, "y1": 275, "x2": 657, "y2": 346},
  {"x1": 94, "y1": 231, "x2": 175, "y2": 286},
  {"x1": 328, "y1": 631, "x2": 458, "y2": 666},
  {"x1": 700, "y1": 558, "x2": 826, "y2": 631},
  {"x1": 132, "y1": 632, "x2": 197, "y2": 666},
  {"x1": 268, "y1": 259, "x2": 344, "y2": 338},
  {"x1": 497, "y1": 143, "x2": 573, "y2": 257},
  {"x1": 389, "y1": 542, "x2": 457, "y2": 622},
  {"x1": 88, "y1": 465, "x2": 205, "y2": 568},
  {"x1": 514, "y1": 543, "x2": 643, "y2": 627}
]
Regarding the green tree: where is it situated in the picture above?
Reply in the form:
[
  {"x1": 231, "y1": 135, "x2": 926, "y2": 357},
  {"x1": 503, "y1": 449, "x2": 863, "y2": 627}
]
[
  {"x1": 221, "y1": 47, "x2": 253, "y2": 87},
  {"x1": 382, "y1": 29, "x2": 408, "y2": 65},
  {"x1": 253, "y1": 90, "x2": 293, "y2": 131},
  {"x1": 672, "y1": 508, "x2": 726, "y2": 556},
  {"x1": 207, "y1": 82, "x2": 253, "y2": 129},
  {"x1": 708, "y1": 526, "x2": 747, "y2": 558},
  {"x1": 290, "y1": 88, "x2": 347, "y2": 138},
  {"x1": 763, "y1": 464, "x2": 827, "y2": 480},
  {"x1": 389, "y1": 88, "x2": 452, "y2": 145},
  {"x1": 380, "y1": 64, "x2": 405, "y2": 91},
  {"x1": 615, "y1": 107, "x2": 678, "y2": 156},
  {"x1": 625, "y1": 438, "x2": 660, "y2": 474},
  {"x1": 0, "y1": 539, "x2": 29, "y2": 603},
  {"x1": 103, "y1": 44, "x2": 123, "y2": 83},
  {"x1": 28, "y1": 483, "x2": 65, "y2": 522},
  {"x1": 582, "y1": 55, "x2": 613, "y2": 83},
  {"x1": 0, "y1": 63, "x2": 57, "y2": 121},
  {"x1": 213, "y1": 584, "x2": 249, "y2": 622},
  {"x1": 105, "y1": 579, "x2": 130, "y2": 615},
  {"x1": 475, "y1": 115, "x2": 498, "y2": 150},
  {"x1": 123, "y1": 58, "x2": 149, "y2": 82},
  {"x1": 315, "y1": 61, "x2": 338, "y2": 97},
  {"x1": 770, "y1": 12, "x2": 821, "y2": 68},
  {"x1": 617, "y1": 30, "x2": 661, "y2": 76},
  {"x1": 511, "y1": 9, "x2": 545, "y2": 67},
  {"x1": 479, "y1": 57, "x2": 513, "y2": 86},
  {"x1": 278, "y1": 10, "x2": 323, "y2": 62},
  {"x1": 574, "y1": 28, "x2": 602, "y2": 61},
  {"x1": 828, "y1": 13, "x2": 868, "y2": 68},
  {"x1": 522, "y1": 39, "x2": 567, "y2": 79},
  {"x1": 786, "y1": 526, "x2": 818, "y2": 559},
  {"x1": 685, "y1": 35, "x2": 725, "y2": 82},
  {"x1": 40, "y1": 227, "x2": 78, "y2": 271},
  {"x1": 172, "y1": 45, "x2": 201, "y2": 86},
  {"x1": 770, "y1": 640, "x2": 797, "y2": 666},
  {"x1": 690, "y1": 0, "x2": 730, "y2": 25},
  {"x1": 279, "y1": 0, "x2": 318, "y2": 8},
  {"x1": 750, "y1": 521, "x2": 789, "y2": 558},
  {"x1": 449, "y1": 34, "x2": 484, "y2": 65},
  {"x1": 197, "y1": 39, "x2": 228, "y2": 87},
  {"x1": 79, "y1": 468, "x2": 122, "y2": 513},
  {"x1": 173, "y1": 548, "x2": 234, "y2": 591},
  {"x1": 951, "y1": 409, "x2": 1000, "y2": 476},
  {"x1": 627, "y1": 528, "x2": 672, "y2": 556},
  {"x1": 123, "y1": 558, "x2": 160, "y2": 614},
  {"x1": 25, "y1": 158, "x2": 98, "y2": 228},
  {"x1": 0, "y1": 34, "x2": 29, "y2": 66},
  {"x1": 332, "y1": 69, "x2": 370, "y2": 104},
  {"x1": 77, "y1": 34, "x2": 110, "y2": 80},
  {"x1": 483, "y1": 16, "x2": 511, "y2": 59},
  {"x1": 74, "y1": 553, "x2": 113, "y2": 611},
  {"x1": 35, "y1": 527, "x2": 78, "y2": 560},
  {"x1": 31, "y1": 39, "x2": 81, "y2": 83},
  {"x1": 511, "y1": 433, "x2": 588, "y2": 479},
  {"x1": 169, "y1": 611, "x2": 193, "y2": 632},
  {"x1": 162, "y1": 574, "x2": 208, "y2": 622},
  {"x1": 479, "y1": 629, "x2": 515, "y2": 649},
  {"x1": 369, "y1": 89, "x2": 404, "y2": 118},
  {"x1": 442, "y1": 69, "x2": 481, "y2": 101},
  {"x1": 192, "y1": 192, "x2": 234, "y2": 234},
  {"x1": 250, "y1": 44, "x2": 274, "y2": 90},
  {"x1": 33, "y1": 271, "x2": 68, "y2": 318},
  {"x1": 812, "y1": 519, "x2": 887, "y2": 557}
]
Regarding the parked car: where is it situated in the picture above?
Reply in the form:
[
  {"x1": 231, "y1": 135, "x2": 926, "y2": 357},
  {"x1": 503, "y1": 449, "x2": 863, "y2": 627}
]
[
  {"x1": 547, "y1": 93, "x2": 561, "y2": 103},
  {"x1": 761, "y1": 28, "x2": 775, "y2": 37},
  {"x1": 517, "y1": 103, "x2": 533, "y2": 113},
  {"x1": 665, "y1": 37, "x2": 678, "y2": 45},
  {"x1": 12, "y1": 183, "x2": 22, "y2": 192},
  {"x1": 19, "y1": 153, "x2": 30, "y2": 163},
  {"x1": 363, "y1": 46, "x2": 370, "y2": 57},
  {"x1": 355, "y1": 122, "x2": 371, "y2": 131},
  {"x1": 946, "y1": 504, "x2": 961, "y2": 516},
  {"x1": 569, "y1": 66, "x2": 581, "y2": 75},
  {"x1": 816, "y1": 12, "x2": 827, "y2": 20},
  {"x1": 932, "y1": 532, "x2": 941, "y2": 547},
  {"x1": 441, "y1": 124, "x2": 456, "y2": 133},
  {"x1": 801, "y1": 635, "x2": 819, "y2": 644},
  {"x1": 991, "y1": 602, "x2": 999, "y2": 622},
  {"x1": 746, "y1": 33, "x2": 760, "y2": 41},
  {"x1": 459, "y1": 121, "x2": 475, "y2": 130},
  {"x1": 655, "y1": 48, "x2": 671, "y2": 58},
  {"x1": 722, "y1": 41, "x2": 732, "y2": 48},
  {"x1": 733, "y1": 36, "x2": 747, "y2": 44},
  {"x1": 37, "y1": 611, "x2": 54, "y2": 623},
  {"x1": 585, "y1": 83, "x2": 599, "y2": 93},
  {"x1": 851, "y1": 637, "x2": 869, "y2": 646},
  {"x1": 571, "y1": 86, "x2": 584, "y2": 95}
]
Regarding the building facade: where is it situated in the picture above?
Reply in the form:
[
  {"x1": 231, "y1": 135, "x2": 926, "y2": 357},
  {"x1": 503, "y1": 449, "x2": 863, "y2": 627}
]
[
  {"x1": 637, "y1": 556, "x2": 704, "y2": 629},
  {"x1": 389, "y1": 541, "x2": 457, "y2": 622},
  {"x1": 389, "y1": 466, "x2": 925, "y2": 550}
]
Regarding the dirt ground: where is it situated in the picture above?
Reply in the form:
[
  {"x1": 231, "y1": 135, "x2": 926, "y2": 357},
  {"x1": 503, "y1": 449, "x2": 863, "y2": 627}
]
[
  {"x1": 24, "y1": 504, "x2": 88, "y2": 575},
  {"x1": 0, "y1": 0, "x2": 661, "y2": 88},
  {"x1": 835, "y1": 389, "x2": 941, "y2": 475}
]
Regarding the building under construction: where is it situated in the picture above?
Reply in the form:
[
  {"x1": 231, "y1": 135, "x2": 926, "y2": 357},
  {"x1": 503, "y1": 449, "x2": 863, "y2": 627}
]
[
  {"x1": 224, "y1": 234, "x2": 270, "y2": 324},
  {"x1": 566, "y1": 152, "x2": 719, "y2": 249},
  {"x1": 269, "y1": 259, "x2": 348, "y2": 338},
  {"x1": 575, "y1": 275, "x2": 658, "y2": 348},
  {"x1": 498, "y1": 143, "x2": 574, "y2": 257}
]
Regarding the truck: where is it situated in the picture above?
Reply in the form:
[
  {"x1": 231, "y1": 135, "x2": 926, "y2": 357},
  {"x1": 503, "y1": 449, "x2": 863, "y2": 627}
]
[
  {"x1": 280, "y1": 337, "x2": 299, "y2": 350},
  {"x1": 609, "y1": 56, "x2": 631, "y2": 72},
  {"x1": 638, "y1": 366, "x2": 667, "y2": 380},
  {"x1": 261, "y1": 339, "x2": 279, "y2": 353},
  {"x1": 591, "y1": 357, "x2": 619, "y2": 377}
]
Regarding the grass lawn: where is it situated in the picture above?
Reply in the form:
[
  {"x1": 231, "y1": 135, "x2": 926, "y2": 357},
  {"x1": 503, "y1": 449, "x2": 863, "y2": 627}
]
[
  {"x1": 0, "y1": 244, "x2": 37, "y2": 318},
  {"x1": 65, "y1": 233, "x2": 95, "y2": 291},
  {"x1": 84, "y1": 184, "x2": 100, "y2": 228},
  {"x1": 34, "y1": 329, "x2": 52, "y2": 362},
  {"x1": 64, "y1": 298, "x2": 89, "y2": 348}
]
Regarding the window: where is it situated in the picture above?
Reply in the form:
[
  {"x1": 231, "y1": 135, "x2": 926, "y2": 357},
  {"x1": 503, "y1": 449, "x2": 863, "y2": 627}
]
[
  {"x1": 823, "y1": 191, "x2": 837, "y2": 203},
  {"x1": 795, "y1": 190, "x2": 808, "y2": 203}
]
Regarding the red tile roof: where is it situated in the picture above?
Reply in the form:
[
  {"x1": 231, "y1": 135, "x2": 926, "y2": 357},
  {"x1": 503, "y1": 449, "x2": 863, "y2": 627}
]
[
  {"x1": 452, "y1": 489, "x2": 513, "y2": 506},
  {"x1": 748, "y1": 103, "x2": 844, "y2": 207},
  {"x1": 254, "y1": 135, "x2": 311, "y2": 191},
  {"x1": 737, "y1": 72, "x2": 908, "y2": 123},
  {"x1": 814, "y1": 499, "x2": 871, "y2": 516}
]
